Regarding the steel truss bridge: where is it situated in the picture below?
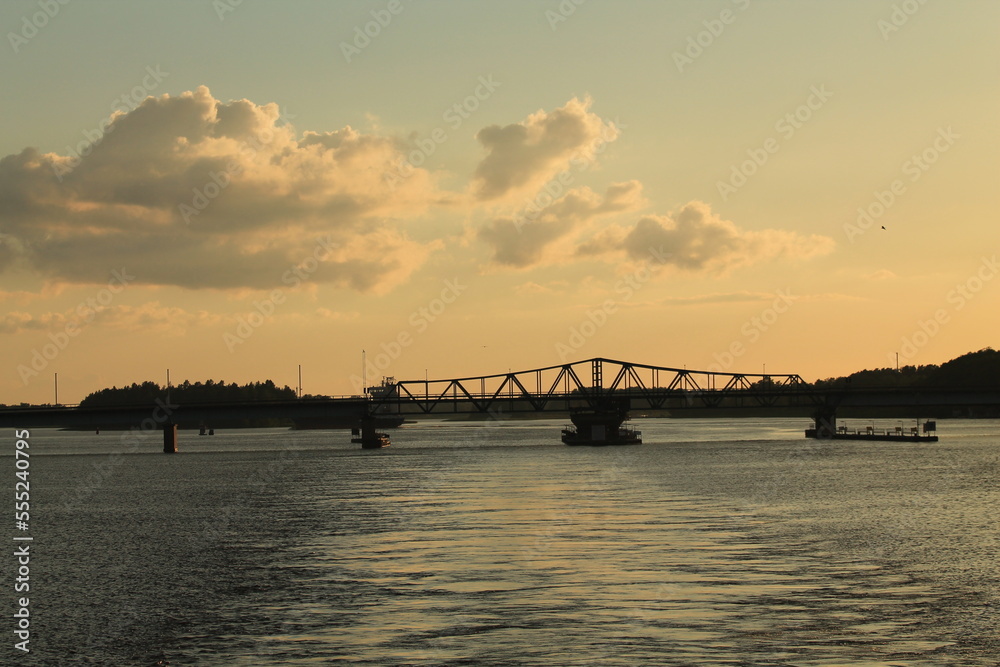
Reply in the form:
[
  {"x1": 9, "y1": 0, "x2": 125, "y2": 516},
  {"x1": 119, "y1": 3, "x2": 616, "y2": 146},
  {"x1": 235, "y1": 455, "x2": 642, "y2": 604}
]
[
  {"x1": 370, "y1": 357, "x2": 814, "y2": 415},
  {"x1": 2, "y1": 358, "x2": 998, "y2": 447}
]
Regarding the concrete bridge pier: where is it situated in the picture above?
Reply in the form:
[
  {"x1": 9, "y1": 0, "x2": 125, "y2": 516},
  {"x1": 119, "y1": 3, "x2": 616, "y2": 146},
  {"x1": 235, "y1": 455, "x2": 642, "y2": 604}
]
[
  {"x1": 352, "y1": 415, "x2": 390, "y2": 449},
  {"x1": 562, "y1": 399, "x2": 641, "y2": 445},
  {"x1": 811, "y1": 406, "x2": 838, "y2": 439},
  {"x1": 163, "y1": 422, "x2": 178, "y2": 453},
  {"x1": 565, "y1": 410, "x2": 623, "y2": 443}
]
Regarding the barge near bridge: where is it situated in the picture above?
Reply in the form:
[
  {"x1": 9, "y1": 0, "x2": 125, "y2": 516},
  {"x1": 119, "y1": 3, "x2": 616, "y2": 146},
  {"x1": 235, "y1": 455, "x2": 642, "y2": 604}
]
[{"x1": 806, "y1": 420, "x2": 938, "y2": 443}]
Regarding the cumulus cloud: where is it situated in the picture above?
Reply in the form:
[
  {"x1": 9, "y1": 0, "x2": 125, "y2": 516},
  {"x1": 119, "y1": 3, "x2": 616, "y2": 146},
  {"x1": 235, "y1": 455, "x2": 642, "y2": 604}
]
[
  {"x1": 470, "y1": 97, "x2": 619, "y2": 201},
  {"x1": 0, "y1": 86, "x2": 440, "y2": 292},
  {"x1": 478, "y1": 181, "x2": 644, "y2": 267},
  {"x1": 598, "y1": 201, "x2": 835, "y2": 273},
  {"x1": 1, "y1": 88, "x2": 832, "y2": 295}
]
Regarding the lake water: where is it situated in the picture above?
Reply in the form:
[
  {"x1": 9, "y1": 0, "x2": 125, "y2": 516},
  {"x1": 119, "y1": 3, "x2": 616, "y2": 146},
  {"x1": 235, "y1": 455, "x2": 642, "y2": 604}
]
[{"x1": 8, "y1": 418, "x2": 999, "y2": 665}]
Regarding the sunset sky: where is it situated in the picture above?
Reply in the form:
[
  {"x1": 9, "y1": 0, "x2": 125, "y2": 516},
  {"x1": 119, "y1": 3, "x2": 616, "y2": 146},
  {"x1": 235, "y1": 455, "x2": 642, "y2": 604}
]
[{"x1": 1, "y1": 0, "x2": 997, "y2": 404}]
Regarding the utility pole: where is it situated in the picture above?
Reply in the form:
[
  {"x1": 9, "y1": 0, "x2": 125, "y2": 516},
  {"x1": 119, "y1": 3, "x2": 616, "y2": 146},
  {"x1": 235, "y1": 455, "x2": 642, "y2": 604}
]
[{"x1": 54, "y1": 372, "x2": 58, "y2": 406}]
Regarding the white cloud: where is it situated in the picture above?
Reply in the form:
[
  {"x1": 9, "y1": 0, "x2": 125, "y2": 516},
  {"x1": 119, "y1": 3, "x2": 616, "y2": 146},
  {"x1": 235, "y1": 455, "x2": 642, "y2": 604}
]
[
  {"x1": 478, "y1": 181, "x2": 644, "y2": 267},
  {"x1": 0, "y1": 86, "x2": 441, "y2": 293},
  {"x1": 470, "y1": 96, "x2": 619, "y2": 201},
  {"x1": 1, "y1": 89, "x2": 832, "y2": 297},
  {"x1": 481, "y1": 195, "x2": 833, "y2": 275},
  {"x1": 614, "y1": 201, "x2": 835, "y2": 274}
]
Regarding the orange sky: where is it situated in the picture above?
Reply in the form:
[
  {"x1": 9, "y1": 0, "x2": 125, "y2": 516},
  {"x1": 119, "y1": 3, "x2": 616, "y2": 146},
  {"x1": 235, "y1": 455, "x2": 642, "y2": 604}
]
[{"x1": 1, "y1": 1, "x2": 997, "y2": 404}]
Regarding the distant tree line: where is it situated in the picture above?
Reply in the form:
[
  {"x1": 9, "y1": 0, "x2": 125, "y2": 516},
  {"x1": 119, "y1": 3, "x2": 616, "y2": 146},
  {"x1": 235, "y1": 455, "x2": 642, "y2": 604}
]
[
  {"x1": 79, "y1": 379, "x2": 296, "y2": 407},
  {"x1": 813, "y1": 348, "x2": 1000, "y2": 390}
]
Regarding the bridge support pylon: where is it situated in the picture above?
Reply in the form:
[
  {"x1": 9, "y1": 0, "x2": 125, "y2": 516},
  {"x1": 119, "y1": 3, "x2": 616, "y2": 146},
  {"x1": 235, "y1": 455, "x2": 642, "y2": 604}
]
[
  {"x1": 351, "y1": 415, "x2": 391, "y2": 449},
  {"x1": 809, "y1": 407, "x2": 837, "y2": 439},
  {"x1": 163, "y1": 422, "x2": 178, "y2": 453},
  {"x1": 561, "y1": 399, "x2": 641, "y2": 446}
]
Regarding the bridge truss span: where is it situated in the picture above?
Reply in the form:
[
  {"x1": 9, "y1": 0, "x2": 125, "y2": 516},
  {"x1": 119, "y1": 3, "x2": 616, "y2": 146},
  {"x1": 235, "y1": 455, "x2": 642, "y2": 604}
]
[{"x1": 368, "y1": 357, "x2": 816, "y2": 416}]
